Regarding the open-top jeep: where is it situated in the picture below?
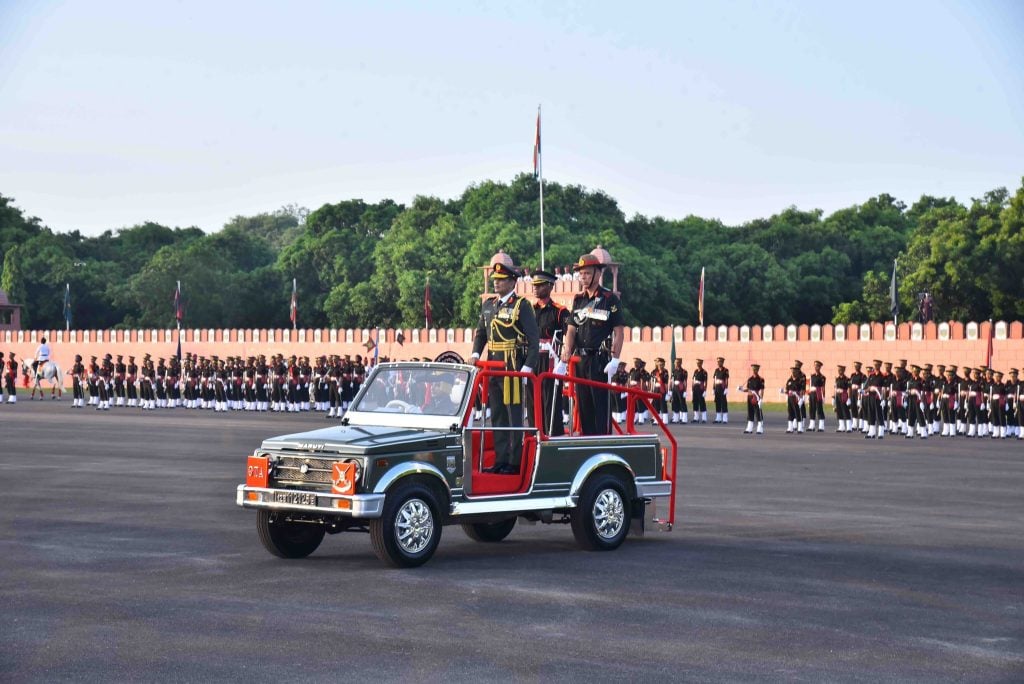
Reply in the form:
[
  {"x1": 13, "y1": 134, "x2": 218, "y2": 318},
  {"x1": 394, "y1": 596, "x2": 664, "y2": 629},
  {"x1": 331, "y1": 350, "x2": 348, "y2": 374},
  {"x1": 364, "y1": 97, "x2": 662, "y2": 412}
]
[{"x1": 236, "y1": 361, "x2": 677, "y2": 567}]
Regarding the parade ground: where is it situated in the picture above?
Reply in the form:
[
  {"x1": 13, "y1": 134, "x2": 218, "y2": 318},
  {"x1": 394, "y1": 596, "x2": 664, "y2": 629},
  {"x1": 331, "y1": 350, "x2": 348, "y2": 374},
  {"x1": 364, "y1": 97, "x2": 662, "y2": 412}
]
[{"x1": 1, "y1": 402, "x2": 1022, "y2": 682}]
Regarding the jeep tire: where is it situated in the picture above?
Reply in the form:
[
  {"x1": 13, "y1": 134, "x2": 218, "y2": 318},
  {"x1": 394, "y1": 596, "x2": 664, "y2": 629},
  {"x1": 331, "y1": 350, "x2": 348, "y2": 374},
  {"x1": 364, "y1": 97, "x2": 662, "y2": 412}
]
[
  {"x1": 370, "y1": 480, "x2": 443, "y2": 567},
  {"x1": 461, "y1": 517, "x2": 516, "y2": 543},
  {"x1": 257, "y1": 510, "x2": 326, "y2": 558},
  {"x1": 571, "y1": 473, "x2": 631, "y2": 551}
]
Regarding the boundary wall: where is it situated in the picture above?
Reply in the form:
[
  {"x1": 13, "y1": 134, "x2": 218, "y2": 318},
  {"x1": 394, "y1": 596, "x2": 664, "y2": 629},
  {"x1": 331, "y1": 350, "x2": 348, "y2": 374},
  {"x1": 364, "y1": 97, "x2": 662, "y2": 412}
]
[{"x1": 3, "y1": 321, "x2": 1021, "y2": 400}]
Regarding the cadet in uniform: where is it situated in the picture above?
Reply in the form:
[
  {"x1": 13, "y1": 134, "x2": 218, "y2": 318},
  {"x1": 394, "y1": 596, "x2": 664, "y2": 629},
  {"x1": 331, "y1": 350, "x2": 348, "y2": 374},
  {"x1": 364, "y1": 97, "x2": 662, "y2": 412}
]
[
  {"x1": 530, "y1": 270, "x2": 569, "y2": 435},
  {"x1": 834, "y1": 365, "x2": 852, "y2": 432},
  {"x1": 784, "y1": 366, "x2": 804, "y2": 433},
  {"x1": 5, "y1": 352, "x2": 18, "y2": 403},
  {"x1": 807, "y1": 360, "x2": 826, "y2": 432},
  {"x1": 849, "y1": 361, "x2": 867, "y2": 431},
  {"x1": 559, "y1": 253, "x2": 625, "y2": 436},
  {"x1": 691, "y1": 359, "x2": 708, "y2": 423},
  {"x1": 610, "y1": 361, "x2": 629, "y2": 424},
  {"x1": 651, "y1": 357, "x2": 670, "y2": 425},
  {"x1": 670, "y1": 358, "x2": 688, "y2": 424},
  {"x1": 864, "y1": 359, "x2": 886, "y2": 438},
  {"x1": 471, "y1": 261, "x2": 540, "y2": 474},
  {"x1": 627, "y1": 358, "x2": 651, "y2": 424},
  {"x1": 712, "y1": 357, "x2": 730, "y2": 423},
  {"x1": 740, "y1": 363, "x2": 765, "y2": 434}
]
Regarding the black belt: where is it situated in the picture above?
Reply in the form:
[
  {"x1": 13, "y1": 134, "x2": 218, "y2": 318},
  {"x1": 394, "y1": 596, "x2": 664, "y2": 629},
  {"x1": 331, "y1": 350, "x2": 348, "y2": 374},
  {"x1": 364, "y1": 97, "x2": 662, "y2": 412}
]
[{"x1": 578, "y1": 348, "x2": 607, "y2": 357}]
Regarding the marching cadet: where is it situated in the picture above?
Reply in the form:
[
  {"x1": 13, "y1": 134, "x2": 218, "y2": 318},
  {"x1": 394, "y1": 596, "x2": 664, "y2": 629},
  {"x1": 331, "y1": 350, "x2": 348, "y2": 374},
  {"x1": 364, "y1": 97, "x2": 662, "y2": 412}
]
[
  {"x1": 652, "y1": 357, "x2": 670, "y2": 424},
  {"x1": 990, "y1": 370, "x2": 1007, "y2": 439},
  {"x1": 740, "y1": 363, "x2": 765, "y2": 434},
  {"x1": 610, "y1": 361, "x2": 629, "y2": 424},
  {"x1": 834, "y1": 364, "x2": 852, "y2": 432},
  {"x1": 691, "y1": 359, "x2": 708, "y2": 423},
  {"x1": 559, "y1": 253, "x2": 626, "y2": 436},
  {"x1": 471, "y1": 261, "x2": 540, "y2": 474},
  {"x1": 70, "y1": 354, "x2": 85, "y2": 408},
  {"x1": 112, "y1": 354, "x2": 125, "y2": 407},
  {"x1": 87, "y1": 355, "x2": 99, "y2": 405},
  {"x1": 882, "y1": 361, "x2": 898, "y2": 434},
  {"x1": 671, "y1": 357, "x2": 689, "y2": 424},
  {"x1": 922, "y1": 364, "x2": 937, "y2": 435},
  {"x1": 807, "y1": 360, "x2": 826, "y2": 432},
  {"x1": 965, "y1": 367, "x2": 983, "y2": 437},
  {"x1": 952, "y1": 364, "x2": 968, "y2": 434},
  {"x1": 5, "y1": 351, "x2": 18, "y2": 403},
  {"x1": 939, "y1": 367, "x2": 957, "y2": 437},
  {"x1": 126, "y1": 356, "x2": 138, "y2": 407},
  {"x1": 849, "y1": 361, "x2": 866, "y2": 432},
  {"x1": 1009, "y1": 368, "x2": 1022, "y2": 439},
  {"x1": 628, "y1": 358, "x2": 651, "y2": 424},
  {"x1": 531, "y1": 270, "x2": 569, "y2": 436},
  {"x1": 864, "y1": 359, "x2": 886, "y2": 439},
  {"x1": 931, "y1": 364, "x2": 945, "y2": 433},
  {"x1": 792, "y1": 360, "x2": 807, "y2": 429},
  {"x1": 905, "y1": 364, "x2": 927, "y2": 439},
  {"x1": 713, "y1": 356, "x2": 730, "y2": 424},
  {"x1": 784, "y1": 366, "x2": 803, "y2": 433}
]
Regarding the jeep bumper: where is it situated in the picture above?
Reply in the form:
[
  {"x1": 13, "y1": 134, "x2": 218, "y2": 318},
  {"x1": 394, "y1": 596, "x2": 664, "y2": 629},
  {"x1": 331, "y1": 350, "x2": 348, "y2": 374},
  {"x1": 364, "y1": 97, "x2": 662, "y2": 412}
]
[{"x1": 236, "y1": 485, "x2": 385, "y2": 518}]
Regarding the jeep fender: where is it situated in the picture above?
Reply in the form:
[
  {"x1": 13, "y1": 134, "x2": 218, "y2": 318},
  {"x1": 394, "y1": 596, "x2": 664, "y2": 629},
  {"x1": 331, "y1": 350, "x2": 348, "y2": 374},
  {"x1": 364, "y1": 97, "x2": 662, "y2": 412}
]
[
  {"x1": 373, "y1": 461, "x2": 451, "y2": 500},
  {"x1": 570, "y1": 454, "x2": 637, "y2": 502}
]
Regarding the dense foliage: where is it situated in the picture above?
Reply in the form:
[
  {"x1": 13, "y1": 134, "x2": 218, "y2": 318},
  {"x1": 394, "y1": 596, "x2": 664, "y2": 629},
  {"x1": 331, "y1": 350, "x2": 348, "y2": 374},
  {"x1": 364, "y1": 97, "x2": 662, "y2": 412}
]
[{"x1": 1, "y1": 176, "x2": 1022, "y2": 330}]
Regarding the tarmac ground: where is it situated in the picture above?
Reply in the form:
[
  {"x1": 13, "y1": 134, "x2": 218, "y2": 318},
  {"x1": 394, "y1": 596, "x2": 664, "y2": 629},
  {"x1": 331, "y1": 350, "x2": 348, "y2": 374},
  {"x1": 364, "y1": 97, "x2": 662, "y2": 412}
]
[{"x1": 1, "y1": 400, "x2": 1022, "y2": 682}]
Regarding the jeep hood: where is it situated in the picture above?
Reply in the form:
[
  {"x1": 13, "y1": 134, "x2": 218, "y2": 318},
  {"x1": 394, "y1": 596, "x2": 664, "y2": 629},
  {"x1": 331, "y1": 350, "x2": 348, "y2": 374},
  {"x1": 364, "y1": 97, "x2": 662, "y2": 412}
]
[{"x1": 261, "y1": 424, "x2": 451, "y2": 456}]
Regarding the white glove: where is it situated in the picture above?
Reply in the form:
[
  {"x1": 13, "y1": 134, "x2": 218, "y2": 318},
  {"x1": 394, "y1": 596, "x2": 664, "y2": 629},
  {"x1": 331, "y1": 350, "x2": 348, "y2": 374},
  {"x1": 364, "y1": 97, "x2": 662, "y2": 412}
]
[
  {"x1": 845, "y1": 398, "x2": 851, "y2": 406},
  {"x1": 665, "y1": 392, "x2": 671, "y2": 401},
  {"x1": 954, "y1": 402, "x2": 959, "y2": 411},
  {"x1": 469, "y1": 352, "x2": 480, "y2": 362},
  {"x1": 603, "y1": 357, "x2": 619, "y2": 375},
  {"x1": 553, "y1": 360, "x2": 568, "y2": 376},
  {"x1": 798, "y1": 396, "x2": 805, "y2": 407},
  {"x1": 520, "y1": 366, "x2": 533, "y2": 375},
  {"x1": 724, "y1": 388, "x2": 729, "y2": 396}
]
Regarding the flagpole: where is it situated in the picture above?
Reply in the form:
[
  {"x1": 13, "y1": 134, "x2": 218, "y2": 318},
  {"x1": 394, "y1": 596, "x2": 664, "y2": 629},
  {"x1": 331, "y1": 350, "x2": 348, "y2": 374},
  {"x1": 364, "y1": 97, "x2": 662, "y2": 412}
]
[
  {"x1": 176, "y1": 280, "x2": 181, "y2": 331},
  {"x1": 64, "y1": 283, "x2": 70, "y2": 332},
  {"x1": 536, "y1": 105, "x2": 545, "y2": 271}
]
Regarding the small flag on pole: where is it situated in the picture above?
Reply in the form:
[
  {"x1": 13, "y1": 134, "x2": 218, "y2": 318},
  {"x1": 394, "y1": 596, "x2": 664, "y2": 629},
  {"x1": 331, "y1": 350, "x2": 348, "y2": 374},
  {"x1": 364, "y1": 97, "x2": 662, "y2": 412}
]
[
  {"x1": 697, "y1": 267, "x2": 705, "y2": 327},
  {"x1": 63, "y1": 283, "x2": 72, "y2": 331},
  {"x1": 533, "y1": 107, "x2": 541, "y2": 179},
  {"x1": 174, "y1": 280, "x2": 184, "y2": 328},
  {"x1": 289, "y1": 278, "x2": 298, "y2": 329},
  {"x1": 889, "y1": 259, "x2": 899, "y2": 323},
  {"x1": 424, "y1": 276, "x2": 433, "y2": 328}
]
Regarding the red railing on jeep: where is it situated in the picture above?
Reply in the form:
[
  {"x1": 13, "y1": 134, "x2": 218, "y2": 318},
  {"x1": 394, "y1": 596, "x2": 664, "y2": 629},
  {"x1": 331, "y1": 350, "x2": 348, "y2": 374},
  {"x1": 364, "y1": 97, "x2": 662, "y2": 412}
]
[{"x1": 464, "y1": 360, "x2": 678, "y2": 528}]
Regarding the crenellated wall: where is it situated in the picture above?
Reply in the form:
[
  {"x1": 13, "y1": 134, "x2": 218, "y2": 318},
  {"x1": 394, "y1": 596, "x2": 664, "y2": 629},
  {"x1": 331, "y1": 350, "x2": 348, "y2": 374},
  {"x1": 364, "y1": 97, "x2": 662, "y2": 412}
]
[{"x1": 4, "y1": 320, "x2": 1021, "y2": 399}]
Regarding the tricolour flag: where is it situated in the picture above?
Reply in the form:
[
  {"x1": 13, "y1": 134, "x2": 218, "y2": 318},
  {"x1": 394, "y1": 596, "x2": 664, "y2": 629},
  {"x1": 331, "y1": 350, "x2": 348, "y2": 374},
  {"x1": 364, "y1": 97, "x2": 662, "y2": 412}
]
[
  {"x1": 289, "y1": 278, "x2": 298, "y2": 328},
  {"x1": 533, "y1": 107, "x2": 541, "y2": 179},
  {"x1": 697, "y1": 267, "x2": 705, "y2": 326},
  {"x1": 424, "y1": 276, "x2": 433, "y2": 328}
]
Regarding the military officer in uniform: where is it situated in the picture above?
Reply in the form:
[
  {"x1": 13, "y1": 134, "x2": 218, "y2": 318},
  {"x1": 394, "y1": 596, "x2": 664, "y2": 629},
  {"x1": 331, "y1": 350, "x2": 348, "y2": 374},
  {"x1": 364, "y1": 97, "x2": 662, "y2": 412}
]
[
  {"x1": 834, "y1": 364, "x2": 852, "y2": 432},
  {"x1": 471, "y1": 261, "x2": 540, "y2": 474},
  {"x1": 530, "y1": 269, "x2": 569, "y2": 436},
  {"x1": 670, "y1": 357, "x2": 688, "y2": 424},
  {"x1": 849, "y1": 361, "x2": 867, "y2": 432},
  {"x1": 691, "y1": 359, "x2": 708, "y2": 423},
  {"x1": 712, "y1": 357, "x2": 730, "y2": 423},
  {"x1": 740, "y1": 363, "x2": 765, "y2": 434},
  {"x1": 651, "y1": 357, "x2": 670, "y2": 425},
  {"x1": 559, "y1": 253, "x2": 625, "y2": 436},
  {"x1": 807, "y1": 360, "x2": 826, "y2": 432}
]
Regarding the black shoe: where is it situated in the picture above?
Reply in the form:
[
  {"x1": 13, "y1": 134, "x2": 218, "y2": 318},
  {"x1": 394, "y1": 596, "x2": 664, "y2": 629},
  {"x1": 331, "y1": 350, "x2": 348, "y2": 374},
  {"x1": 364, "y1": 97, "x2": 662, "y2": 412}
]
[
  {"x1": 482, "y1": 465, "x2": 500, "y2": 474},
  {"x1": 496, "y1": 464, "x2": 519, "y2": 475}
]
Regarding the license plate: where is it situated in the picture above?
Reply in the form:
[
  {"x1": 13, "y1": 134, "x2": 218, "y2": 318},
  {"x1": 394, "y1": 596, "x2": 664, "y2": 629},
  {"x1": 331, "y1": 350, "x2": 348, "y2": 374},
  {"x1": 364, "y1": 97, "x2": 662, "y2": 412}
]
[{"x1": 273, "y1": 491, "x2": 317, "y2": 506}]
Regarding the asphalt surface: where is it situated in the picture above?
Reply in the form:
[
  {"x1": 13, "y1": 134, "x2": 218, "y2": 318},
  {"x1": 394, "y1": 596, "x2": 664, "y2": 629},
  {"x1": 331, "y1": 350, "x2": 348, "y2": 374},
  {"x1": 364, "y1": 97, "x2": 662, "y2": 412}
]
[{"x1": 1, "y1": 400, "x2": 1022, "y2": 683}]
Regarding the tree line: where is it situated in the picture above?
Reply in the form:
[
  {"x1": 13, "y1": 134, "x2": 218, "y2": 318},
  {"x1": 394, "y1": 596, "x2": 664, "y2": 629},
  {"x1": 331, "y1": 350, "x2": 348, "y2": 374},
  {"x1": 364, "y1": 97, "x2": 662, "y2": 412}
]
[{"x1": 1, "y1": 175, "x2": 1021, "y2": 331}]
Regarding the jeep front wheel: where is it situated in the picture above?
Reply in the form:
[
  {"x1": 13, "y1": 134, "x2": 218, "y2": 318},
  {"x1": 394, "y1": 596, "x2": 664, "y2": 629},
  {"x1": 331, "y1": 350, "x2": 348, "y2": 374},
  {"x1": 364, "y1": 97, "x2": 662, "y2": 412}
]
[
  {"x1": 370, "y1": 481, "x2": 442, "y2": 567},
  {"x1": 571, "y1": 473, "x2": 631, "y2": 551},
  {"x1": 256, "y1": 510, "x2": 325, "y2": 558},
  {"x1": 462, "y1": 517, "x2": 516, "y2": 543}
]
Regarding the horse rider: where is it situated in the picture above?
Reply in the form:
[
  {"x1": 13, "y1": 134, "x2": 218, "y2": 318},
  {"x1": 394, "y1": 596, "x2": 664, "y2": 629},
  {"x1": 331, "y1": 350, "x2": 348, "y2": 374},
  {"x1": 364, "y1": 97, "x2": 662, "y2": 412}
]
[{"x1": 33, "y1": 336, "x2": 51, "y2": 378}]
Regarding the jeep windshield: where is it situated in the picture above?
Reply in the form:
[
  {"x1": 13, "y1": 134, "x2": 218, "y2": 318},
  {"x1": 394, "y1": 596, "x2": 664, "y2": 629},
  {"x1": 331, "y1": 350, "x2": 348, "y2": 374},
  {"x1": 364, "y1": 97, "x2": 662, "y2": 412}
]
[{"x1": 350, "y1": 365, "x2": 472, "y2": 418}]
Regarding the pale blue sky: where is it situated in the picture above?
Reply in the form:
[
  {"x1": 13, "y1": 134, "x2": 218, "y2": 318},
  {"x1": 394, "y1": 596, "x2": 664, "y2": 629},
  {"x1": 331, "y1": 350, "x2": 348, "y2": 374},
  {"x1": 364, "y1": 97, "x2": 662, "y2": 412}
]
[{"x1": 2, "y1": 0, "x2": 1022, "y2": 236}]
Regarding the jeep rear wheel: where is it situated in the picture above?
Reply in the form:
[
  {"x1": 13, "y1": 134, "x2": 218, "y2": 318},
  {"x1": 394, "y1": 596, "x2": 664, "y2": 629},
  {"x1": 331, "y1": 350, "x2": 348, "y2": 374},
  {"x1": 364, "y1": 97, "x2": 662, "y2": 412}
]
[
  {"x1": 462, "y1": 517, "x2": 516, "y2": 543},
  {"x1": 370, "y1": 481, "x2": 442, "y2": 567},
  {"x1": 257, "y1": 510, "x2": 325, "y2": 558},
  {"x1": 571, "y1": 473, "x2": 631, "y2": 551}
]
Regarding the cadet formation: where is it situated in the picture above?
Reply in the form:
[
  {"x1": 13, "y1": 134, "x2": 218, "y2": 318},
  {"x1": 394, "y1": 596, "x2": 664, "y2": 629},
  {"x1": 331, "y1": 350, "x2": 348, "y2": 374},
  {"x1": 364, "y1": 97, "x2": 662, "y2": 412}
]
[{"x1": 2, "y1": 299, "x2": 1022, "y2": 444}]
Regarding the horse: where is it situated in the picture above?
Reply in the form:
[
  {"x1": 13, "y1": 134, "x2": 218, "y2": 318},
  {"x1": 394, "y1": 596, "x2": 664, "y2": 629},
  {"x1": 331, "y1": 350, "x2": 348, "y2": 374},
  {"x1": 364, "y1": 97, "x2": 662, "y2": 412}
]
[{"x1": 20, "y1": 359, "x2": 65, "y2": 399}]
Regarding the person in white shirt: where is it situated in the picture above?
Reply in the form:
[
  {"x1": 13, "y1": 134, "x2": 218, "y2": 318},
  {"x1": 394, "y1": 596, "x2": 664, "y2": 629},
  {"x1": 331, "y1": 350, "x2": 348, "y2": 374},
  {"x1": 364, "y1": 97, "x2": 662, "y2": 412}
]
[{"x1": 33, "y1": 337, "x2": 51, "y2": 376}]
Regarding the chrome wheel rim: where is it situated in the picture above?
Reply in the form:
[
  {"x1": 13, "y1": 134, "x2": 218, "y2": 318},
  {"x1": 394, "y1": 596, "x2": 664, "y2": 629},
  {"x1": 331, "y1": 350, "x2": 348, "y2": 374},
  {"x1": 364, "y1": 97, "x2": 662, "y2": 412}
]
[
  {"x1": 593, "y1": 489, "x2": 625, "y2": 539},
  {"x1": 396, "y1": 498, "x2": 433, "y2": 554}
]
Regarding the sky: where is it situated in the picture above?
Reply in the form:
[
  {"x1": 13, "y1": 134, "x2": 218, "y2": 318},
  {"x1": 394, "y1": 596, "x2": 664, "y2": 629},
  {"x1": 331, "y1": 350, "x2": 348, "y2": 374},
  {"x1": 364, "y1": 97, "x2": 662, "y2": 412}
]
[{"x1": 1, "y1": 0, "x2": 1022, "y2": 236}]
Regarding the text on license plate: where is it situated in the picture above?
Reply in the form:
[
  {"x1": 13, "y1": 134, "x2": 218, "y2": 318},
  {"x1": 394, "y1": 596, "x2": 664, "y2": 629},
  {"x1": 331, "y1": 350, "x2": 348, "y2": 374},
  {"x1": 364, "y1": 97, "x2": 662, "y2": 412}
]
[{"x1": 273, "y1": 491, "x2": 317, "y2": 506}]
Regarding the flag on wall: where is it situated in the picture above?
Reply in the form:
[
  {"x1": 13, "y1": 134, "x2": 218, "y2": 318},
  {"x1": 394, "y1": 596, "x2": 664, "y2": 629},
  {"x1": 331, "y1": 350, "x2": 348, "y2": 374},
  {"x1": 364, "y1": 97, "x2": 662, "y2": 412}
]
[
  {"x1": 889, "y1": 259, "x2": 899, "y2": 321},
  {"x1": 289, "y1": 278, "x2": 298, "y2": 328},
  {"x1": 174, "y1": 281, "x2": 184, "y2": 327},
  {"x1": 697, "y1": 267, "x2": 705, "y2": 326},
  {"x1": 533, "y1": 107, "x2": 541, "y2": 178},
  {"x1": 424, "y1": 276, "x2": 433, "y2": 328},
  {"x1": 63, "y1": 283, "x2": 72, "y2": 330}
]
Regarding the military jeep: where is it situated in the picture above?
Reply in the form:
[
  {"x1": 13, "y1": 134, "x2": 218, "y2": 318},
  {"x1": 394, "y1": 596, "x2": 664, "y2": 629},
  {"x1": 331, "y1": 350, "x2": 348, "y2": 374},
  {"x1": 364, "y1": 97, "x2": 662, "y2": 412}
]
[{"x1": 236, "y1": 361, "x2": 677, "y2": 567}]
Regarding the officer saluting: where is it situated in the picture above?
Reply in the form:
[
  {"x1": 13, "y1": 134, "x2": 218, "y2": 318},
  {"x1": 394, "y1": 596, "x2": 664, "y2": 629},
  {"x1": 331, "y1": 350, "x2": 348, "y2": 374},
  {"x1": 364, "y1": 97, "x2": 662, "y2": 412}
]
[
  {"x1": 471, "y1": 261, "x2": 540, "y2": 474},
  {"x1": 559, "y1": 253, "x2": 625, "y2": 436}
]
